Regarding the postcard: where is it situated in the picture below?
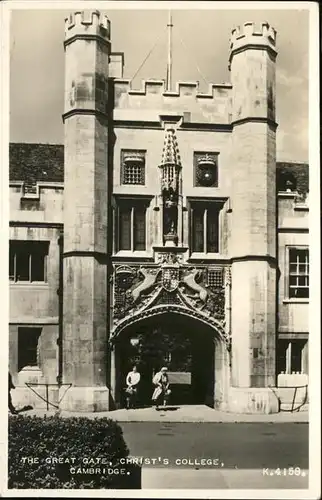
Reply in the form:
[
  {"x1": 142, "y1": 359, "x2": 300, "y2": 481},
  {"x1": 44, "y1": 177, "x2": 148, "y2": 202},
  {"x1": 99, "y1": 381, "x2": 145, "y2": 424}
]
[{"x1": 0, "y1": 1, "x2": 320, "y2": 498}]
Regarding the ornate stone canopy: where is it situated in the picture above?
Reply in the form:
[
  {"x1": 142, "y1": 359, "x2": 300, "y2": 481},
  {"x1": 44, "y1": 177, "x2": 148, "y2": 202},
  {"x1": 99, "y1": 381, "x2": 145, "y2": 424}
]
[
  {"x1": 160, "y1": 127, "x2": 182, "y2": 168},
  {"x1": 158, "y1": 127, "x2": 182, "y2": 246}
]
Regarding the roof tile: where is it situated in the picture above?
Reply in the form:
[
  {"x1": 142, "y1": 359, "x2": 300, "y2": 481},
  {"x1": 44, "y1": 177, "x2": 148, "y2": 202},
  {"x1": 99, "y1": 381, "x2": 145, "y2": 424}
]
[{"x1": 9, "y1": 143, "x2": 64, "y2": 185}]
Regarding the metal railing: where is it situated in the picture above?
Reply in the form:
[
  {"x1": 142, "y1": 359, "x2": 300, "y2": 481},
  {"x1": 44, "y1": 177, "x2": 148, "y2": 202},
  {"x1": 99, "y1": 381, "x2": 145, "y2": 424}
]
[
  {"x1": 269, "y1": 384, "x2": 308, "y2": 412},
  {"x1": 25, "y1": 382, "x2": 72, "y2": 411}
]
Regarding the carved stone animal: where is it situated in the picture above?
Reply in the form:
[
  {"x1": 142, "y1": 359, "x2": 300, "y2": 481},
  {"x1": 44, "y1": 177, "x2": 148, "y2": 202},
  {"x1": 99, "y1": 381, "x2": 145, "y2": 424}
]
[
  {"x1": 182, "y1": 269, "x2": 208, "y2": 302},
  {"x1": 131, "y1": 268, "x2": 159, "y2": 303}
]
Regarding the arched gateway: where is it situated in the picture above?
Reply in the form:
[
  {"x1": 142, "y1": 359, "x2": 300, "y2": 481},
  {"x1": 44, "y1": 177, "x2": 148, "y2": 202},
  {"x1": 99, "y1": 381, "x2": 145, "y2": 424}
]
[{"x1": 109, "y1": 305, "x2": 231, "y2": 410}]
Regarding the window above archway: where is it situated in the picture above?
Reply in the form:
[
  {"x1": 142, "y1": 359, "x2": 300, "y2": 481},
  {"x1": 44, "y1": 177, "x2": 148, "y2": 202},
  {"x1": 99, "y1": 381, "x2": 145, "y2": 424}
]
[
  {"x1": 194, "y1": 152, "x2": 219, "y2": 188},
  {"x1": 121, "y1": 150, "x2": 146, "y2": 185}
]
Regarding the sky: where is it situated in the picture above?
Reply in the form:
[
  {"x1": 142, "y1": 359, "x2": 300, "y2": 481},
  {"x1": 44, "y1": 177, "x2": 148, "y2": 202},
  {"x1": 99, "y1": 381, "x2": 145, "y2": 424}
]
[{"x1": 9, "y1": 5, "x2": 309, "y2": 162}]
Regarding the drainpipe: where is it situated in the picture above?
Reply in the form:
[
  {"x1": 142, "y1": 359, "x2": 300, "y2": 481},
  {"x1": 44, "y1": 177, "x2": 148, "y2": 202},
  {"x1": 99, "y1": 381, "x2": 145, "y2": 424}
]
[{"x1": 57, "y1": 230, "x2": 64, "y2": 387}]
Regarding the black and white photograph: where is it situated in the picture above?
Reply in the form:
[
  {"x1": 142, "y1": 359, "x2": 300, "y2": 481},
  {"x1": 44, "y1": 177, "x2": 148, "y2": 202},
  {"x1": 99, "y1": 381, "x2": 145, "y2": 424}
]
[{"x1": 0, "y1": 0, "x2": 320, "y2": 497}]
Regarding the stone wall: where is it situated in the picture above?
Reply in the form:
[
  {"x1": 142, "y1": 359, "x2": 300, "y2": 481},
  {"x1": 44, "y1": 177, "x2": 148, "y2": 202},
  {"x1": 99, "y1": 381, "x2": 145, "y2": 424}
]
[
  {"x1": 114, "y1": 80, "x2": 232, "y2": 125},
  {"x1": 277, "y1": 193, "x2": 309, "y2": 334},
  {"x1": 9, "y1": 225, "x2": 61, "y2": 323}
]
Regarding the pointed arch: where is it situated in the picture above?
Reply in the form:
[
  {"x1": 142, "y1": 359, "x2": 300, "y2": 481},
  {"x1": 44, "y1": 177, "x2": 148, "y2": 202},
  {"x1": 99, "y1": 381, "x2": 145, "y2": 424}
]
[{"x1": 110, "y1": 304, "x2": 230, "y2": 349}]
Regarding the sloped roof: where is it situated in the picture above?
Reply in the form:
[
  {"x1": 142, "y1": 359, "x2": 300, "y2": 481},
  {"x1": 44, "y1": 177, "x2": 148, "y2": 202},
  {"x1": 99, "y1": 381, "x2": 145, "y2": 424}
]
[
  {"x1": 9, "y1": 143, "x2": 309, "y2": 193},
  {"x1": 276, "y1": 162, "x2": 309, "y2": 194},
  {"x1": 9, "y1": 143, "x2": 64, "y2": 184}
]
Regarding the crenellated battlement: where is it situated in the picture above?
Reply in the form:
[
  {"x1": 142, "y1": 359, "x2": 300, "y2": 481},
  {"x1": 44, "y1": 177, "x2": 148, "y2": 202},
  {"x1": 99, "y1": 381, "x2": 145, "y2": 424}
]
[
  {"x1": 65, "y1": 10, "x2": 110, "y2": 42},
  {"x1": 230, "y1": 21, "x2": 276, "y2": 47},
  {"x1": 113, "y1": 79, "x2": 232, "y2": 125},
  {"x1": 229, "y1": 22, "x2": 277, "y2": 63},
  {"x1": 114, "y1": 78, "x2": 231, "y2": 99}
]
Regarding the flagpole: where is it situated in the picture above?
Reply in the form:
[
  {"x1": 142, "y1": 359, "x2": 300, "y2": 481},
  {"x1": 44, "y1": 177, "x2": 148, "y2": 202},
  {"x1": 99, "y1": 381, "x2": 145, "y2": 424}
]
[{"x1": 166, "y1": 10, "x2": 173, "y2": 91}]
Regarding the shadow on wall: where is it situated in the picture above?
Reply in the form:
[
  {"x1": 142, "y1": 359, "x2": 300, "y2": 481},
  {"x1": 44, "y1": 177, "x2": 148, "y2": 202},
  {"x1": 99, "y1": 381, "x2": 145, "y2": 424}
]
[{"x1": 15, "y1": 405, "x2": 33, "y2": 414}]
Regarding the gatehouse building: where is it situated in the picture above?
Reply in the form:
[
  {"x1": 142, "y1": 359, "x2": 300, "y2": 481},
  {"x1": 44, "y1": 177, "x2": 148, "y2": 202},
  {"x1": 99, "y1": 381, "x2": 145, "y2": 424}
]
[{"x1": 9, "y1": 11, "x2": 309, "y2": 413}]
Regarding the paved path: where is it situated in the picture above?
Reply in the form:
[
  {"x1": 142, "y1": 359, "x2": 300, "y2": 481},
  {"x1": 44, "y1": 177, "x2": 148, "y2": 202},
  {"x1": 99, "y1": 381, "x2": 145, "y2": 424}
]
[
  {"x1": 121, "y1": 422, "x2": 309, "y2": 490},
  {"x1": 9, "y1": 407, "x2": 310, "y2": 490},
  {"x1": 121, "y1": 422, "x2": 308, "y2": 470},
  {"x1": 19, "y1": 404, "x2": 309, "y2": 423}
]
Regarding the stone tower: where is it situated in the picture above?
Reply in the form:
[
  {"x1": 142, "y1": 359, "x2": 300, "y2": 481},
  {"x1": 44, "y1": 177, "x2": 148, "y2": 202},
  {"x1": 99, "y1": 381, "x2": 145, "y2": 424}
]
[
  {"x1": 60, "y1": 11, "x2": 110, "y2": 411},
  {"x1": 228, "y1": 22, "x2": 278, "y2": 412}
]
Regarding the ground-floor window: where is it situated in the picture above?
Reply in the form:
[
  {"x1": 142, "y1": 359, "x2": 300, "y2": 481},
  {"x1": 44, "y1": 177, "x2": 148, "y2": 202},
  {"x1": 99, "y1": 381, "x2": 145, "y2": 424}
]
[
  {"x1": 277, "y1": 339, "x2": 308, "y2": 374},
  {"x1": 18, "y1": 327, "x2": 42, "y2": 371}
]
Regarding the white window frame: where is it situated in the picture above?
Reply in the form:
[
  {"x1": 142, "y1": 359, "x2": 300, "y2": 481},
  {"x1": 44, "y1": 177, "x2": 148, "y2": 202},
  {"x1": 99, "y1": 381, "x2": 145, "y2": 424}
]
[{"x1": 285, "y1": 246, "x2": 309, "y2": 301}]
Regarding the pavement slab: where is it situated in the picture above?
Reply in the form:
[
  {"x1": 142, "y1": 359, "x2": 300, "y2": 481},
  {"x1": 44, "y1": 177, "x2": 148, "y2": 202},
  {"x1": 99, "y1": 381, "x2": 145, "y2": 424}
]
[
  {"x1": 120, "y1": 422, "x2": 308, "y2": 470},
  {"x1": 14, "y1": 404, "x2": 309, "y2": 423}
]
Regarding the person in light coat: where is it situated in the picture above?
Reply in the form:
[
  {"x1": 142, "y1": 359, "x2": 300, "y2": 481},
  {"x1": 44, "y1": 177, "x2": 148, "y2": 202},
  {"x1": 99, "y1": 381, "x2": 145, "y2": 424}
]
[{"x1": 151, "y1": 367, "x2": 171, "y2": 409}]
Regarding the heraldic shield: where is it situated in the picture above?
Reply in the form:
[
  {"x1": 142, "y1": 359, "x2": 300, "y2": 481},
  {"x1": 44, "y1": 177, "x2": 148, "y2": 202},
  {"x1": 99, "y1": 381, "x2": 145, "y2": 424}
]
[{"x1": 162, "y1": 266, "x2": 179, "y2": 292}]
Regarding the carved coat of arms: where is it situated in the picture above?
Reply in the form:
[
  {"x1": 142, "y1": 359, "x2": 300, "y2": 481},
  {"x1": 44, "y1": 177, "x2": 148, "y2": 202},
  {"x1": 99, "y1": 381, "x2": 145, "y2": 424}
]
[
  {"x1": 113, "y1": 257, "x2": 230, "y2": 346},
  {"x1": 162, "y1": 266, "x2": 179, "y2": 292}
]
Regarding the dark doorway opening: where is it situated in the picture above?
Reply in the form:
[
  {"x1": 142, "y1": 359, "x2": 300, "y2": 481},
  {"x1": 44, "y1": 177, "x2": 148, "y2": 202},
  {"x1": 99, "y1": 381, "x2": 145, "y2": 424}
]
[{"x1": 117, "y1": 313, "x2": 215, "y2": 408}]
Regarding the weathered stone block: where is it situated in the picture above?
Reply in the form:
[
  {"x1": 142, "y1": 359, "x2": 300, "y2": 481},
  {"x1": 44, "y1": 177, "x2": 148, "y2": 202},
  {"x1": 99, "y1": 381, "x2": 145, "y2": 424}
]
[
  {"x1": 227, "y1": 387, "x2": 279, "y2": 414},
  {"x1": 59, "y1": 386, "x2": 110, "y2": 412}
]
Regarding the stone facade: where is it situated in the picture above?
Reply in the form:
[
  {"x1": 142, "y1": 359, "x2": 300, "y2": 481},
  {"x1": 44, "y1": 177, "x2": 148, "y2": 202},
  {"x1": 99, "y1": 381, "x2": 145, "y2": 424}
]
[{"x1": 8, "y1": 11, "x2": 309, "y2": 413}]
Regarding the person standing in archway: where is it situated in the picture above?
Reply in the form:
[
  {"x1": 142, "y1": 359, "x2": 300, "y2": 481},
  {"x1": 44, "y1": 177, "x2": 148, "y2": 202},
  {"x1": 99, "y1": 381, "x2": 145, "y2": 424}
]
[
  {"x1": 125, "y1": 365, "x2": 141, "y2": 409},
  {"x1": 152, "y1": 367, "x2": 171, "y2": 410}
]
